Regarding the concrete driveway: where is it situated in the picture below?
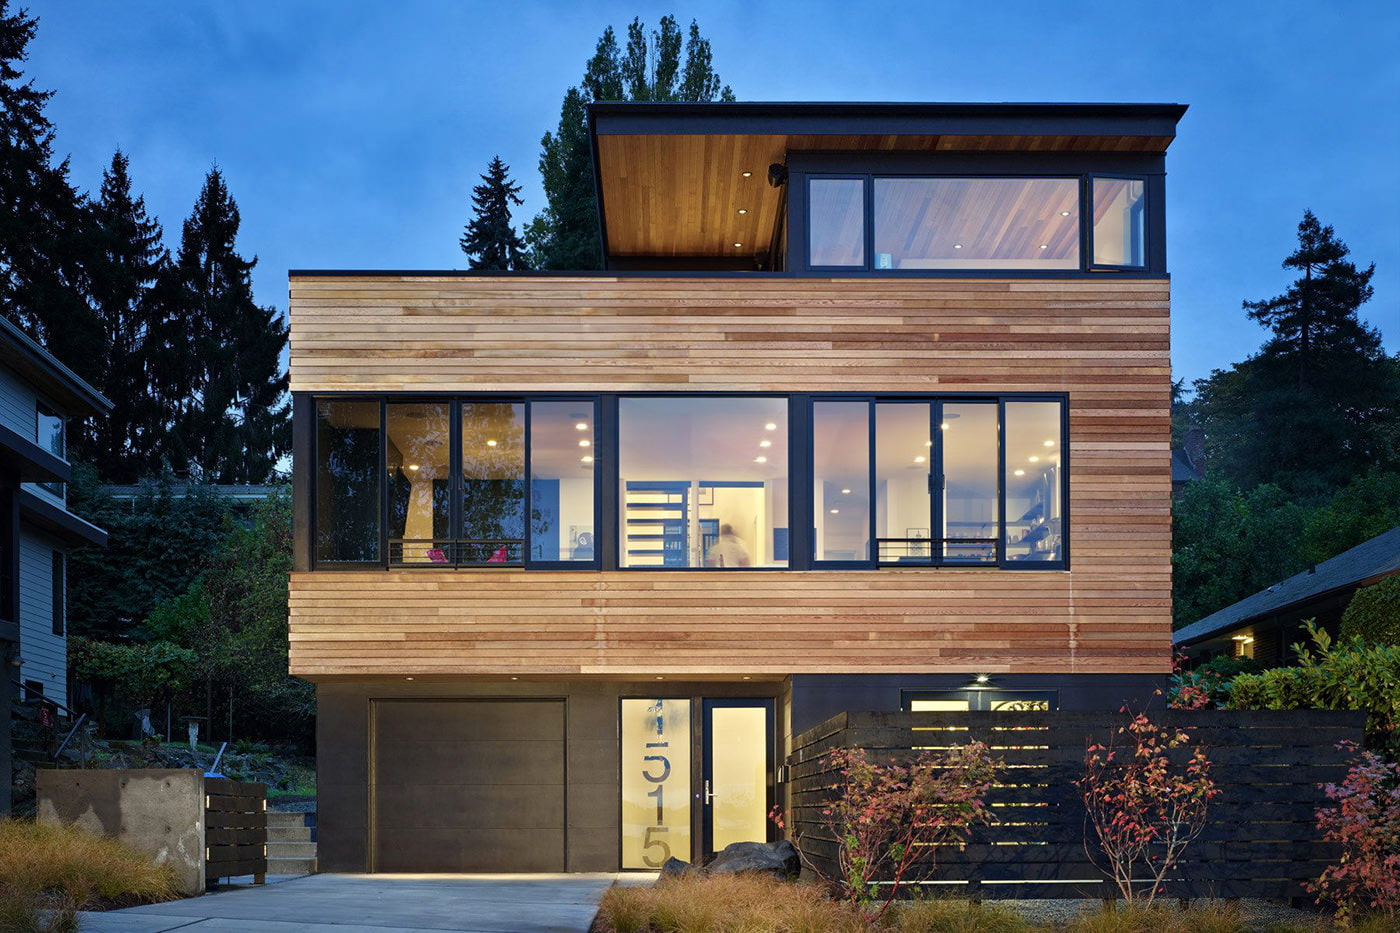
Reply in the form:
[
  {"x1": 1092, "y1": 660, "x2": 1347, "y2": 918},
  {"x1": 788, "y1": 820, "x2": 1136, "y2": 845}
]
[{"x1": 76, "y1": 873, "x2": 629, "y2": 933}]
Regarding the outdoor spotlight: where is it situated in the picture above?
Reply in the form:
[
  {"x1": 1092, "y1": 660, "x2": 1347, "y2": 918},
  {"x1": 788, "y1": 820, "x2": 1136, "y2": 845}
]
[{"x1": 767, "y1": 163, "x2": 788, "y2": 188}]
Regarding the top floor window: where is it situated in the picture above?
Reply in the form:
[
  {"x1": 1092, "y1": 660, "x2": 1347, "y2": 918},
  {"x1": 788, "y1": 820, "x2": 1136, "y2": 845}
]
[
  {"x1": 37, "y1": 403, "x2": 65, "y2": 497},
  {"x1": 806, "y1": 173, "x2": 1148, "y2": 274}
]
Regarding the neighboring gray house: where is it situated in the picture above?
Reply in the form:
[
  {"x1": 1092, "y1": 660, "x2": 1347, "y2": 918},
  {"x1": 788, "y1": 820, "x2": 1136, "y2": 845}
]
[
  {"x1": 1175, "y1": 525, "x2": 1400, "y2": 667},
  {"x1": 0, "y1": 316, "x2": 110, "y2": 812}
]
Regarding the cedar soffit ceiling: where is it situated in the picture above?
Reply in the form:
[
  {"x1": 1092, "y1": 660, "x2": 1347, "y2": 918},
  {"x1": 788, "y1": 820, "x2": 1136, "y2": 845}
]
[{"x1": 590, "y1": 101, "x2": 1188, "y2": 261}]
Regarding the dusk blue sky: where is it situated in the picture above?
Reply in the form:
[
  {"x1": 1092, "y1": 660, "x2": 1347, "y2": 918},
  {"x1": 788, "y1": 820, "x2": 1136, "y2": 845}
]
[{"x1": 23, "y1": 0, "x2": 1400, "y2": 386}]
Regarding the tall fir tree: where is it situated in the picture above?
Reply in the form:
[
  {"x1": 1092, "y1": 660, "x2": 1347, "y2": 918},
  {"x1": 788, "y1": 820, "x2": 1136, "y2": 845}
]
[
  {"x1": 1187, "y1": 211, "x2": 1399, "y2": 495},
  {"x1": 460, "y1": 156, "x2": 530, "y2": 271},
  {"x1": 0, "y1": 1, "x2": 96, "y2": 360},
  {"x1": 527, "y1": 16, "x2": 735, "y2": 270},
  {"x1": 76, "y1": 150, "x2": 170, "y2": 479},
  {"x1": 151, "y1": 168, "x2": 289, "y2": 483}
]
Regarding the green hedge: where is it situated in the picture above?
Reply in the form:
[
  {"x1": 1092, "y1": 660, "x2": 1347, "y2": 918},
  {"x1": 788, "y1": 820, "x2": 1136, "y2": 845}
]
[{"x1": 1226, "y1": 622, "x2": 1400, "y2": 755}]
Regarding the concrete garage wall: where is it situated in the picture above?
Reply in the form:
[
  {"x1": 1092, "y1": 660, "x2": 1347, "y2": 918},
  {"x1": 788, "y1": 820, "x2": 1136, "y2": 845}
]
[
  {"x1": 317, "y1": 679, "x2": 785, "y2": 873},
  {"x1": 37, "y1": 769, "x2": 206, "y2": 895}
]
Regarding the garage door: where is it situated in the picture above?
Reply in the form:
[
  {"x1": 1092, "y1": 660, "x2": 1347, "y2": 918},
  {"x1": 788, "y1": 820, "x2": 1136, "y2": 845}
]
[{"x1": 371, "y1": 699, "x2": 565, "y2": 872}]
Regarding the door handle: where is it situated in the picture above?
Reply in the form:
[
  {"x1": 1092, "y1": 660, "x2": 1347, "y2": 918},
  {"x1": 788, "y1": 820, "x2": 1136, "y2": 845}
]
[{"x1": 704, "y1": 779, "x2": 714, "y2": 804}]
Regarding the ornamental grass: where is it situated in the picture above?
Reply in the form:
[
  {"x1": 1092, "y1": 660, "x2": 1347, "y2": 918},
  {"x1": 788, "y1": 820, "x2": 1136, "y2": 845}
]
[{"x1": 0, "y1": 818, "x2": 179, "y2": 910}]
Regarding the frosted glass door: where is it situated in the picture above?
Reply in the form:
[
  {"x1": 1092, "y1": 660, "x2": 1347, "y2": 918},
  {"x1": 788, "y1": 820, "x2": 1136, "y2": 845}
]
[{"x1": 703, "y1": 700, "x2": 773, "y2": 856}]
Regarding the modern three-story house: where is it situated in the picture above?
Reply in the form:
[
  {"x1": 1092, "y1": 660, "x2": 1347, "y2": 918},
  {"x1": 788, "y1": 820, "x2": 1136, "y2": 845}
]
[{"x1": 288, "y1": 101, "x2": 1185, "y2": 873}]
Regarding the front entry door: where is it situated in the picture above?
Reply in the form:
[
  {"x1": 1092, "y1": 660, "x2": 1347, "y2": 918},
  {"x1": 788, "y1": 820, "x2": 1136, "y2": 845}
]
[{"x1": 701, "y1": 699, "x2": 775, "y2": 859}]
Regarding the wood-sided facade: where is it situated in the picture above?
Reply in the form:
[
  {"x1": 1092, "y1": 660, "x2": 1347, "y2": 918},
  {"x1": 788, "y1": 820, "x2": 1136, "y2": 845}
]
[{"x1": 288, "y1": 101, "x2": 1183, "y2": 874}]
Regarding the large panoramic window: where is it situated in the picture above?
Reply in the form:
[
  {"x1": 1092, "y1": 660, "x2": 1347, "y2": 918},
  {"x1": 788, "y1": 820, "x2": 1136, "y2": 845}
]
[
  {"x1": 315, "y1": 399, "x2": 382, "y2": 564},
  {"x1": 619, "y1": 397, "x2": 789, "y2": 568},
  {"x1": 813, "y1": 402, "x2": 870, "y2": 562},
  {"x1": 459, "y1": 402, "x2": 525, "y2": 564},
  {"x1": 874, "y1": 178, "x2": 1080, "y2": 271},
  {"x1": 387, "y1": 401, "x2": 451, "y2": 564}
]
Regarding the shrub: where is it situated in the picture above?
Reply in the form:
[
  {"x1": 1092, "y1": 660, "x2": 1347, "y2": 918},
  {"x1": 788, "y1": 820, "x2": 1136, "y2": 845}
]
[
  {"x1": 812, "y1": 742, "x2": 999, "y2": 921},
  {"x1": 0, "y1": 818, "x2": 179, "y2": 908},
  {"x1": 1340, "y1": 575, "x2": 1400, "y2": 647},
  {"x1": 1169, "y1": 653, "x2": 1261, "y2": 709},
  {"x1": 0, "y1": 888, "x2": 80, "y2": 933},
  {"x1": 1308, "y1": 742, "x2": 1400, "y2": 923},
  {"x1": 1078, "y1": 712, "x2": 1218, "y2": 906},
  {"x1": 1226, "y1": 621, "x2": 1400, "y2": 754},
  {"x1": 593, "y1": 873, "x2": 867, "y2": 933},
  {"x1": 892, "y1": 898, "x2": 1034, "y2": 933}
]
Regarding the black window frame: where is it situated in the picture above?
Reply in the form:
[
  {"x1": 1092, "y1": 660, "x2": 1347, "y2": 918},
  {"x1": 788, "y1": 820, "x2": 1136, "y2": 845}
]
[
  {"x1": 311, "y1": 394, "x2": 603, "y2": 572},
  {"x1": 801, "y1": 170, "x2": 1152, "y2": 276},
  {"x1": 1087, "y1": 173, "x2": 1150, "y2": 271},
  {"x1": 306, "y1": 392, "x2": 1068, "y2": 573},
  {"x1": 810, "y1": 393, "x2": 1069, "y2": 572}
]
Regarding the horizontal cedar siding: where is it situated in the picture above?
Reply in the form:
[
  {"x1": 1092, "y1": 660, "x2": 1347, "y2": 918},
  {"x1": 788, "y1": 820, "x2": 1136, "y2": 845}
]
[{"x1": 288, "y1": 276, "x2": 1170, "y2": 679}]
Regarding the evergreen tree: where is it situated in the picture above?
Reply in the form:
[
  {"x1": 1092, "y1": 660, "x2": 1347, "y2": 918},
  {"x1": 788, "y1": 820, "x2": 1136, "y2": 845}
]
[
  {"x1": 77, "y1": 150, "x2": 170, "y2": 479},
  {"x1": 152, "y1": 168, "x2": 289, "y2": 483},
  {"x1": 460, "y1": 156, "x2": 529, "y2": 271},
  {"x1": 527, "y1": 16, "x2": 735, "y2": 270},
  {"x1": 1189, "y1": 211, "x2": 1399, "y2": 495},
  {"x1": 0, "y1": 1, "x2": 94, "y2": 358}
]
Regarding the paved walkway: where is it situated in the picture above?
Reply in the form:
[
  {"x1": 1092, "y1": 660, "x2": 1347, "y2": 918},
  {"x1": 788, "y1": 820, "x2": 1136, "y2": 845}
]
[{"x1": 76, "y1": 873, "x2": 625, "y2": 933}]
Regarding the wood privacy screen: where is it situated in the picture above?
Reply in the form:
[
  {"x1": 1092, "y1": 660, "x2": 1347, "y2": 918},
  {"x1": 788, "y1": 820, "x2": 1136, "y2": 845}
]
[
  {"x1": 787, "y1": 710, "x2": 1366, "y2": 900},
  {"x1": 205, "y1": 778, "x2": 268, "y2": 884}
]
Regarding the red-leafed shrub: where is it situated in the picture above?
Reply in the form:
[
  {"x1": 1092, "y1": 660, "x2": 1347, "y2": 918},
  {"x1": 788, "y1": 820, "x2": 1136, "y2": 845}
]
[
  {"x1": 1309, "y1": 742, "x2": 1400, "y2": 923},
  {"x1": 1078, "y1": 712, "x2": 1218, "y2": 906}
]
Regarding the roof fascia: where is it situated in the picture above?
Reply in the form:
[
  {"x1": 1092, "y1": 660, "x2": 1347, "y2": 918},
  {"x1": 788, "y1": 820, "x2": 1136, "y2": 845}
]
[{"x1": 0, "y1": 317, "x2": 114, "y2": 416}]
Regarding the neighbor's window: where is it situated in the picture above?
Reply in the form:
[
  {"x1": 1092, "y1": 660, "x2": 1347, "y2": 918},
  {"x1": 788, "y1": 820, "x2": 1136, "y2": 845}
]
[
  {"x1": 37, "y1": 403, "x2": 65, "y2": 496},
  {"x1": 1092, "y1": 177, "x2": 1146, "y2": 267},
  {"x1": 808, "y1": 178, "x2": 865, "y2": 267},
  {"x1": 619, "y1": 397, "x2": 789, "y2": 568},
  {"x1": 315, "y1": 400, "x2": 382, "y2": 564},
  {"x1": 874, "y1": 178, "x2": 1080, "y2": 271},
  {"x1": 1004, "y1": 401, "x2": 1064, "y2": 562}
]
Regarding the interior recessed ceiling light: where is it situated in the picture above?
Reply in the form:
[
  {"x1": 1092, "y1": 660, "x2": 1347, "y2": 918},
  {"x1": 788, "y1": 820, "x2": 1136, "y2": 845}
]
[
  {"x1": 754, "y1": 456, "x2": 768, "y2": 463},
  {"x1": 405, "y1": 676, "x2": 414, "y2": 681},
  {"x1": 486, "y1": 439, "x2": 497, "y2": 447},
  {"x1": 1060, "y1": 210, "x2": 1071, "y2": 216},
  {"x1": 1039, "y1": 244, "x2": 1049, "y2": 250},
  {"x1": 940, "y1": 423, "x2": 949, "y2": 431},
  {"x1": 1014, "y1": 469, "x2": 1026, "y2": 476},
  {"x1": 510, "y1": 676, "x2": 518, "y2": 681},
  {"x1": 742, "y1": 676, "x2": 751, "y2": 680},
  {"x1": 1029, "y1": 456, "x2": 1040, "y2": 463},
  {"x1": 575, "y1": 422, "x2": 588, "y2": 431},
  {"x1": 656, "y1": 676, "x2": 664, "y2": 680},
  {"x1": 407, "y1": 464, "x2": 420, "y2": 471},
  {"x1": 578, "y1": 439, "x2": 591, "y2": 447},
  {"x1": 1044, "y1": 440, "x2": 1055, "y2": 447},
  {"x1": 764, "y1": 422, "x2": 777, "y2": 431},
  {"x1": 759, "y1": 439, "x2": 772, "y2": 448},
  {"x1": 737, "y1": 208, "x2": 748, "y2": 214},
  {"x1": 581, "y1": 455, "x2": 594, "y2": 463},
  {"x1": 953, "y1": 244, "x2": 964, "y2": 249},
  {"x1": 829, "y1": 508, "x2": 839, "y2": 514},
  {"x1": 841, "y1": 488, "x2": 851, "y2": 495},
  {"x1": 914, "y1": 455, "x2": 927, "y2": 464},
  {"x1": 741, "y1": 171, "x2": 752, "y2": 177}
]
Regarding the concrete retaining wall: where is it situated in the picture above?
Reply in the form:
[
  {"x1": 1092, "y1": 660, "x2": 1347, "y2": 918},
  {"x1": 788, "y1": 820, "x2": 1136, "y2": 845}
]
[{"x1": 37, "y1": 768, "x2": 205, "y2": 895}]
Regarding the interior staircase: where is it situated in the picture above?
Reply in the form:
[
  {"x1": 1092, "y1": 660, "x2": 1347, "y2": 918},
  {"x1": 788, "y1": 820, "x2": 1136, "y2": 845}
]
[{"x1": 266, "y1": 810, "x2": 317, "y2": 874}]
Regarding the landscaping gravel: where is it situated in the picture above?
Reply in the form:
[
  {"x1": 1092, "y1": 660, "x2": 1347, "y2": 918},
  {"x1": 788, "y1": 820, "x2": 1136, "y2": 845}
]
[{"x1": 998, "y1": 897, "x2": 1331, "y2": 929}]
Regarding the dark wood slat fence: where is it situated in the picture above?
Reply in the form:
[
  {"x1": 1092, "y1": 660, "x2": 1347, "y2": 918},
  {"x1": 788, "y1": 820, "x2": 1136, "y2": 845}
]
[
  {"x1": 205, "y1": 778, "x2": 268, "y2": 883},
  {"x1": 787, "y1": 710, "x2": 1365, "y2": 900}
]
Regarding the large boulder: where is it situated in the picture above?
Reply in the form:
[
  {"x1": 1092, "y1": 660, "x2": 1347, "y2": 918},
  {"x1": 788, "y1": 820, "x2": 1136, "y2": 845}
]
[
  {"x1": 707, "y1": 840, "x2": 800, "y2": 879},
  {"x1": 657, "y1": 856, "x2": 693, "y2": 880}
]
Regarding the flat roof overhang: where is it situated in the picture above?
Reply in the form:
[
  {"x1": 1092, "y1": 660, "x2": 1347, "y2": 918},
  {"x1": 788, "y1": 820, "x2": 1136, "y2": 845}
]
[{"x1": 589, "y1": 100, "x2": 1189, "y2": 264}]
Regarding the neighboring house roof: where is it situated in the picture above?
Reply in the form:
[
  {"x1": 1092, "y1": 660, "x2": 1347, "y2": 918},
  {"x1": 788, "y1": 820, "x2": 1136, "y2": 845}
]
[
  {"x1": 0, "y1": 316, "x2": 113, "y2": 417},
  {"x1": 1171, "y1": 447, "x2": 1203, "y2": 484},
  {"x1": 1175, "y1": 525, "x2": 1400, "y2": 647}
]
